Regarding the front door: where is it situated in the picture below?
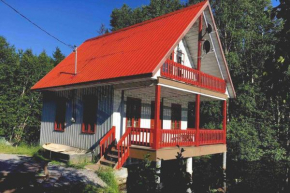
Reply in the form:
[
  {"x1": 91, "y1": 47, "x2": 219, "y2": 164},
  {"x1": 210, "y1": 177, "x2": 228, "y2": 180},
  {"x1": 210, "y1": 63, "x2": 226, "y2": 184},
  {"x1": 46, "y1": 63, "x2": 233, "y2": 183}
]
[
  {"x1": 126, "y1": 97, "x2": 141, "y2": 129},
  {"x1": 171, "y1": 104, "x2": 181, "y2": 130}
]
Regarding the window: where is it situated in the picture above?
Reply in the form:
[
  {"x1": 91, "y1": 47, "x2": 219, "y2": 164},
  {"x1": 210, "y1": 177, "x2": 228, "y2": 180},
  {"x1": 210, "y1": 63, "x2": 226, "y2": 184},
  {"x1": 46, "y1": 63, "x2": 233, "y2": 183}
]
[
  {"x1": 171, "y1": 104, "x2": 181, "y2": 130},
  {"x1": 150, "y1": 101, "x2": 163, "y2": 129},
  {"x1": 169, "y1": 51, "x2": 174, "y2": 61},
  {"x1": 54, "y1": 98, "x2": 66, "y2": 132},
  {"x1": 82, "y1": 95, "x2": 98, "y2": 134},
  {"x1": 176, "y1": 50, "x2": 184, "y2": 64},
  {"x1": 187, "y1": 102, "x2": 195, "y2": 129},
  {"x1": 126, "y1": 97, "x2": 141, "y2": 128}
]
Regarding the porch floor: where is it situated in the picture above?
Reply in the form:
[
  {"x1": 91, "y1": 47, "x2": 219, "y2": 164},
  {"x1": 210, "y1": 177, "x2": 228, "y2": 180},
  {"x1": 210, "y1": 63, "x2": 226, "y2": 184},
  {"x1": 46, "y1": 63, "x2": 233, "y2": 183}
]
[{"x1": 129, "y1": 144, "x2": 226, "y2": 161}]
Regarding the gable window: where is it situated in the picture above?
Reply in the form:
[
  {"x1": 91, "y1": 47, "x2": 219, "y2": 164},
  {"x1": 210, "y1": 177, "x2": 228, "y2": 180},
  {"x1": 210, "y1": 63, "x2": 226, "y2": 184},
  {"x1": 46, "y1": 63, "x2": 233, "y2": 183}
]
[
  {"x1": 54, "y1": 98, "x2": 66, "y2": 132},
  {"x1": 176, "y1": 50, "x2": 184, "y2": 64},
  {"x1": 82, "y1": 95, "x2": 98, "y2": 134},
  {"x1": 169, "y1": 51, "x2": 174, "y2": 61},
  {"x1": 171, "y1": 104, "x2": 181, "y2": 130},
  {"x1": 126, "y1": 97, "x2": 141, "y2": 128}
]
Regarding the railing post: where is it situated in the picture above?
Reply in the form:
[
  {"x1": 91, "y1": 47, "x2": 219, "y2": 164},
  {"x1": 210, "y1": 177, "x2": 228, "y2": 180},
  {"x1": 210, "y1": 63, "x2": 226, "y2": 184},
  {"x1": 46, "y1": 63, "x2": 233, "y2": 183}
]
[
  {"x1": 153, "y1": 85, "x2": 161, "y2": 150},
  {"x1": 195, "y1": 94, "x2": 200, "y2": 146},
  {"x1": 223, "y1": 100, "x2": 227, "y2": 144}
]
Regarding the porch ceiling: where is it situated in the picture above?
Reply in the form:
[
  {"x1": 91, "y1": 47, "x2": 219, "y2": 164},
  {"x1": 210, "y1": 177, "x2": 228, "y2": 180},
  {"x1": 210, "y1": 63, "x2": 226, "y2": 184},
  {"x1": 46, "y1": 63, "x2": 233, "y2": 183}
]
[{"x1": 123, "y1": 84, "x2": 218, "y2": 106}]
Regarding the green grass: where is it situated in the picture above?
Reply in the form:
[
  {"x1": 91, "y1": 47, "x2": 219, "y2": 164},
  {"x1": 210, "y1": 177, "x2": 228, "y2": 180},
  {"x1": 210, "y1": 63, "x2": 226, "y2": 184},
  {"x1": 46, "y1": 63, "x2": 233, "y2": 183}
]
[
  {"x1": 0, "y1": 143, "x2": 41, "y2": 156},
  {"x1": 96, "y1": 168, "x2": 119, "y2": 193}
]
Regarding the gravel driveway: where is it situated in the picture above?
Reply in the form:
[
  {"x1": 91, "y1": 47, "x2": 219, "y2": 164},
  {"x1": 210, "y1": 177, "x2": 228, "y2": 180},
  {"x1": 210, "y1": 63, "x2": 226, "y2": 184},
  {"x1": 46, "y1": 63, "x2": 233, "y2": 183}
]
[{"x1": 0, "y1": 154, "x2": 106, "y2": 192}]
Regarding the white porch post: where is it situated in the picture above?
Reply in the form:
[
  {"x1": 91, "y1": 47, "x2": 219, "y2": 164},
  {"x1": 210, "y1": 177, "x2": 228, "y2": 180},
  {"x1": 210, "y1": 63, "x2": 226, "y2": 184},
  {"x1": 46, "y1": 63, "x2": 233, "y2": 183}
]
[
  {"x1": 223, "y1": 152, "x2": 227, "y2": 192},
  {"x1": 156, "y1": 159, "x2": 161, "y2": 184},
  {"x1": 186, "y1": 157, "x2": 193, "y2": 175}
]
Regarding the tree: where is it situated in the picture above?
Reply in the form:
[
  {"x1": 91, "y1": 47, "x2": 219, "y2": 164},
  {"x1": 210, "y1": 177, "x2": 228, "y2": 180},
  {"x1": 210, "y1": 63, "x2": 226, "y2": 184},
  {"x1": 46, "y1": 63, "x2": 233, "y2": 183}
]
[
  {"x1": 110, "y1": 0, "x2": 182, "y2": 31},
  {"x1": 52, "y1": 47, "x2": 65, "y2": 67},
  {"x1": 97, "y1": 23, "x2": 109, "y2": 35},
  {"x1": 0, "y1": 36, "x2": 53, "y2": 143}
]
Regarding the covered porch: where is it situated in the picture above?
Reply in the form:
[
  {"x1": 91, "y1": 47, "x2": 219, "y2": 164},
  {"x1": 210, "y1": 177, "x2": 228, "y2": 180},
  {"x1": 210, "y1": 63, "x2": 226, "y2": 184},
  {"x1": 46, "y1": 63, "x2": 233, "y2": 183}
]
[{"x1": 112, "y1": 77, "x2": 227, "y2": 168}]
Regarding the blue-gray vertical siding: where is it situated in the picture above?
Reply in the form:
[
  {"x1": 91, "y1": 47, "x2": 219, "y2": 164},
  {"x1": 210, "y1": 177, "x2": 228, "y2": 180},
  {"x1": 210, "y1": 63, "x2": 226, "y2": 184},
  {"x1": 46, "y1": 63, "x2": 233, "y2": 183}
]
[{"x1": 39, "y1": 86, "x2": 113, "y2": 152}]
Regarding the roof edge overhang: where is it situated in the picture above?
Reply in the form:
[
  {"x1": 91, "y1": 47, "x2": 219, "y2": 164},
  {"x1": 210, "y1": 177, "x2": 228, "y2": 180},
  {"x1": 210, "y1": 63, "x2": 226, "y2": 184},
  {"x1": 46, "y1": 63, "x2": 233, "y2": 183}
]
[
  {"x1": 32, "y1": 73, "x2": 153, "y2": 92},
  {"x1": 152, "y1": 0, "x2": 236, "y2": 98}
]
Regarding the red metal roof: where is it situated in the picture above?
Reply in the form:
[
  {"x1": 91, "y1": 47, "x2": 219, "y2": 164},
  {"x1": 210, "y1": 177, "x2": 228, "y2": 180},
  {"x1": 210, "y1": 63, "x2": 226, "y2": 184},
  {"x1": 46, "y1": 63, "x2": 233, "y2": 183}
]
[{"x1": 32, "y1": 1, "x2": 208, "y2": 90}]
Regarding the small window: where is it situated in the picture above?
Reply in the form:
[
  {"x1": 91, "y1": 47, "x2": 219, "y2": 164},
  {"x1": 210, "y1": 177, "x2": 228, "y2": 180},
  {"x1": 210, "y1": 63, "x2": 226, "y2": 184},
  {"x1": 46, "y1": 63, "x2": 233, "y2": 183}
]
[
  {"x1": 169, "y1": 51, "x2": 174, "y2": 61},
  {"x1": 54, "y1": 98, "x2": 66, "y2": 132},
  {"x1": 82, "y1": 95, "x2": 98, "y2": 134},
  {"x1": 176, "y1": 50, "x2": 184, "y2": 64}
]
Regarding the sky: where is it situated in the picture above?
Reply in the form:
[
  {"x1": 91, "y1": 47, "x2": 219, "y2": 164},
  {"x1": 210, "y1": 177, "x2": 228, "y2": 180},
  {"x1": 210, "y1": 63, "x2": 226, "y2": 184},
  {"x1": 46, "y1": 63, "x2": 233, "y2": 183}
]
[{"x1": 0, "y1": 0, "x2": 280, "y2": 57}]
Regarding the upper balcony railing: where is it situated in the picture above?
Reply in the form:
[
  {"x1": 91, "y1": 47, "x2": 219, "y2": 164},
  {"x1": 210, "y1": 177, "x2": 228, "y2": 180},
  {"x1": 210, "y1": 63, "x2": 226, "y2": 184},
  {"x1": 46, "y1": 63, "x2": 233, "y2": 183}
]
[{"x1": 161, "y1": 60, "x2": 226, "y2": 93}]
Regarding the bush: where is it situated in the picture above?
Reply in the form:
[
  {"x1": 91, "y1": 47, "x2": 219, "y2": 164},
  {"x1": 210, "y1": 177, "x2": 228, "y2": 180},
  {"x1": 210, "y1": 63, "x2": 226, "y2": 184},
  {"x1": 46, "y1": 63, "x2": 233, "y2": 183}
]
[{"x1": 96, "y1": 168, "x2": 119, "y2": 193}]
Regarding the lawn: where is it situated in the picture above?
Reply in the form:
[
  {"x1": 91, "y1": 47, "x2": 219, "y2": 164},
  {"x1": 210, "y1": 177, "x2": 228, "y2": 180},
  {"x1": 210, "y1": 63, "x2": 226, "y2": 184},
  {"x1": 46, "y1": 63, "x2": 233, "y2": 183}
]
[{"x1": 0, "y1": 143, "x2": 41, "y2": 156}]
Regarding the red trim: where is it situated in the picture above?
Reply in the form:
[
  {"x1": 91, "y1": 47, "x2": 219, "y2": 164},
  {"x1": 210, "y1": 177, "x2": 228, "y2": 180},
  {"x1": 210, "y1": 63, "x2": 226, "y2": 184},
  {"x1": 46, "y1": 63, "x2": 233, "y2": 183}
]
[
  {"x1": 153, "y1": 85, "x2": 161, "y2": 150},
  {"x1": 195, "y1": 94, "x2": 200, "y2": 146},
  {"x1": 81, "y1": 123, "x2": 96, "y2": 134},
  {"x1": 100, "y1": 126, "x2": 116, "y2": 157},
  {"x1": 54, "y1": 121, "x2": 65, "y2": 132},
  {"x1": 223, "y1": 100, "x2": 227, "y2": 144}
]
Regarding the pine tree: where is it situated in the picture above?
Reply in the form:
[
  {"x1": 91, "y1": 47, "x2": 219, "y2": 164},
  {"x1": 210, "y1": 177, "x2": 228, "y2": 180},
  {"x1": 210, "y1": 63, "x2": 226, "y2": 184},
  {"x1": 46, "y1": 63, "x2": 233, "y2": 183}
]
[{"x1": 52, "y1": 47, "x2": 65, "y2": 67}]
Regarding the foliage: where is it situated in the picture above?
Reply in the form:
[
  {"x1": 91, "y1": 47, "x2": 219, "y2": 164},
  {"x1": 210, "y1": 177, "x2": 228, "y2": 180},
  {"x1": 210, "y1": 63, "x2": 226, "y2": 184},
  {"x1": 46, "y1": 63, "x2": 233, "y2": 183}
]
[
  {"x1": 52, "y1": 47, "x2": 65, "y2": 67},
  {"x1": 162, "y1": 146, "x2": 192, "y2": 193},
  {"x1": 0, "y1": 36, "x2": 54, "y2": 143},
  {"x1": 0, "y1": 143, "x2": 41, "y2": 156},
  {"x1": 126, "y1": 154, "x2": 157, "y2": 193},
  {"x1": 97, "y1": 23, "x2": 109, "y2": 35},
  {"x1": 96, "y1": 167, "x2": 119, "y2": 193},
  {"x1": 110, "y1": 0, "x2": 182, "y2": 31}
]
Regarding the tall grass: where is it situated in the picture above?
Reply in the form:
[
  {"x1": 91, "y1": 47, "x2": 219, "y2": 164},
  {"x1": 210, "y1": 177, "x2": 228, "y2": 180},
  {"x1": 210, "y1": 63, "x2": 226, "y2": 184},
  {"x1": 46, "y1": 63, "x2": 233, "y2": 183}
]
[
  {"x1": 96, "y1": 167, "x2": 119, "y2": 193},
  {"x1": 0, "y1": 143, "x2": 41, "y2": 156}
]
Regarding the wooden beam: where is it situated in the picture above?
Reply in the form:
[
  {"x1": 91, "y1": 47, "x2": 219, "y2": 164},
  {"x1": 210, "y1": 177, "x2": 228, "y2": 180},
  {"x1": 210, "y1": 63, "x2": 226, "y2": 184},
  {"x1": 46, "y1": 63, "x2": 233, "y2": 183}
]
[{"x1": 158, "y1": 77, "x2": 228, "y2": 100}]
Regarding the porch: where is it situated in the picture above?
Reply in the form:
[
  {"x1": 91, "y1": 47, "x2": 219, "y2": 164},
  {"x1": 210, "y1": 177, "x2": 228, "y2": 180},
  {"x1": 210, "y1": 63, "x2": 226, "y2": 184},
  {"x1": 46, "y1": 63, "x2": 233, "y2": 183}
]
[{"x1": 101, "y1": 74, "x2": 228, "y2": 169}]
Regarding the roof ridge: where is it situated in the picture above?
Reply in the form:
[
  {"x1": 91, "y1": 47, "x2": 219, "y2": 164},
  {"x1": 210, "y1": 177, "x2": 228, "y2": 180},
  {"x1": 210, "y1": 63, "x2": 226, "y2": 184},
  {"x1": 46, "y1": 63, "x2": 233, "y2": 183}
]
[{"x1": 85, "y1": 1, "x2": 207, "y2": 43}]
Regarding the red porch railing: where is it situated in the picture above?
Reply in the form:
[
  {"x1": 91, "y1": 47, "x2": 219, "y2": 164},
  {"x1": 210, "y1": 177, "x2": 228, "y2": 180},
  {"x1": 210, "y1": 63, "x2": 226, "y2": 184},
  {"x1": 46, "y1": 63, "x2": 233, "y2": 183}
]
[
  {"x1": 116, "y1": 128, "x2": 131, "y2": 169},
  {"x1": 115, "y1": 128, "x2": 224, "y2": 169},
  {"x1": 160, "y1": 129, "x2": 196, "y2": 147},
  {"x1": 199, "y1": 129, "x2": 224, "y2": 145},
  {"x1": 161, "y1": 60, "x2": 226, "y2": 93},
  {"x1": 130, "y1": 127, "x2": 153, "y2": 147},
  {"x1": 99, "y1": 126, "x2": 116, "y2": 157}
]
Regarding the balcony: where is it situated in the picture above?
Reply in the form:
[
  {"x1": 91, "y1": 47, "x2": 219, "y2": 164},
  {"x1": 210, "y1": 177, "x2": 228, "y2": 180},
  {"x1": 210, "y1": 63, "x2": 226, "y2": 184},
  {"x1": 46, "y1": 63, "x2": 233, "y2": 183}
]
[{"x1": 161, "y1": 60, "x2": 226, "y2": 93}]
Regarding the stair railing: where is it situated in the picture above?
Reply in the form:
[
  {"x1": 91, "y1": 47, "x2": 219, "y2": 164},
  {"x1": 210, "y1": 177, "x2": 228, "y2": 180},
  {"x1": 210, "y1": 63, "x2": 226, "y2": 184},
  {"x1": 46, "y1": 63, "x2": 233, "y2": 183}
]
[
  {"x1": 100, "y1": 126, "x2": 116, "y2": 157},
  {"x1": 116, "y1": 128, "x2": 131, "y2": 169}
]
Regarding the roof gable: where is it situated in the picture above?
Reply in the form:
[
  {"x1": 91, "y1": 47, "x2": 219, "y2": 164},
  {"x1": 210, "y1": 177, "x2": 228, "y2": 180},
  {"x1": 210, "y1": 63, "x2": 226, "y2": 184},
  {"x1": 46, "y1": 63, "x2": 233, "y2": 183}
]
[
  {"x1": 32, "y1": 1, "x2": 208, "y2": 90},
  {"x1": 31, "y1": 1, "x2": 235, "y2": 98}
]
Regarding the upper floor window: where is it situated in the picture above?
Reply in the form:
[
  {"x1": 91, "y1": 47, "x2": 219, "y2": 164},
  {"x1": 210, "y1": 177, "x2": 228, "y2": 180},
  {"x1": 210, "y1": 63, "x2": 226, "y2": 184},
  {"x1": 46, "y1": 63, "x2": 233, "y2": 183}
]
[
  {"x1": 176, "y1": 50, "x2": 184, "y2": 64},
  {"x1": 82, "y1": 95, "x2": 98, "y2": 134},
  {"x1": 54, "y1": 98, "x2": 66, "y2": 132}
]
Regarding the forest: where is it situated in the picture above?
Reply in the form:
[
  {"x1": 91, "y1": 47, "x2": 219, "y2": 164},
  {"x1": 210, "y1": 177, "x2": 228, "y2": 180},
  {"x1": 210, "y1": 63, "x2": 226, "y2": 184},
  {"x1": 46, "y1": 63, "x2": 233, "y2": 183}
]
[{"x1": 0, "y1": 0, "x2": 289, "y2": 192}]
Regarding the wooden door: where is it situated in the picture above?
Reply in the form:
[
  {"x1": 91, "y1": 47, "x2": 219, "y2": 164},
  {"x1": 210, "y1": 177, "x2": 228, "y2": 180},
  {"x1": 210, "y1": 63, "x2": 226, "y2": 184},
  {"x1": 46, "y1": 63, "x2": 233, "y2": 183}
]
[
  {"x1": 126, "y1": 97, "x2": 141, "y2": 129},
  {"x1": 171, "y1": 104, "x2": 181, "y2": 130}
]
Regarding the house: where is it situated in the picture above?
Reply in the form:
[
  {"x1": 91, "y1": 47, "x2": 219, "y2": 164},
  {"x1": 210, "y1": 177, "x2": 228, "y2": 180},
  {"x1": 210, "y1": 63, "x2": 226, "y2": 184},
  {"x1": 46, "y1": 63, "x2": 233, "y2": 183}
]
[{"x1": 32, "y1": 0, "x2": 235, "y2": 173}]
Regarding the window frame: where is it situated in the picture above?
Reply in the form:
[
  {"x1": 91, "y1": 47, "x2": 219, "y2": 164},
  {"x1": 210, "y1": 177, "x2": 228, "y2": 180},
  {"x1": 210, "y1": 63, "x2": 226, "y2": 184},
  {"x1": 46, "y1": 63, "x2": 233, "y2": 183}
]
[
  {"x1": 54, "y1": 97, "x2": 67, "y2": 132},
  {"x1": 126, "y1": 97, "x2": 141, "y2": 129},
  {"x1": 82, "y1": 95, "x2": 98, "y2": 134}
]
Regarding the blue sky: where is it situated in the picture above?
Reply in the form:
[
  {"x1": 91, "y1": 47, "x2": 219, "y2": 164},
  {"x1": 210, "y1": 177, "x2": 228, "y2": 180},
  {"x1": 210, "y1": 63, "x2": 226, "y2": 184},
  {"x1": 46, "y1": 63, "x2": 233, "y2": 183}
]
[{"x1": 0, "y1": 0, "x2": 280, "y2": 57}]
